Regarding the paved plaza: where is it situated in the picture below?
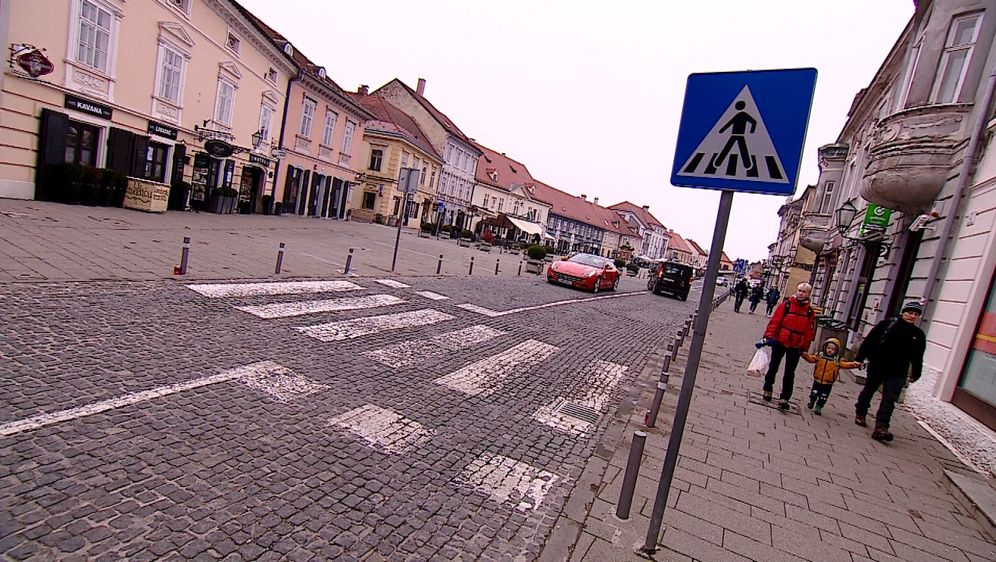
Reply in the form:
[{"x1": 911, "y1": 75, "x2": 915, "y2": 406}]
[{"x1": 0, "y1": 200, "x2": 993, "y2": 561}]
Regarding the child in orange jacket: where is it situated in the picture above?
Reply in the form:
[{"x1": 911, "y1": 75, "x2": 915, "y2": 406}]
[{"x1": 801, "y1": 338, "x2": 862, "y2": 415}]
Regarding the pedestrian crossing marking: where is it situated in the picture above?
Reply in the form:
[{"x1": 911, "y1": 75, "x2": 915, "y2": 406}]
[
  {"x1": 457, "y1": 452, "x2": 559, "y2": 512},
  {"x1": 236, "y1": 294, "x2": 404, "y2": 319},
  {"x1": 237, "y1": 364, "x2": 328, "y2": 403},
  {"x1": 364, "y1": 325, "x2": 506, "y2": 368},
  {"x1": 533, "y1": 360, "x2": 628, "y2": 436},
  {"x1": 328, "y1": 404, "x2": 435, "y2": 454},
  {"x1": 678, "y1": 85, "x2": 788, "y2": 183},
  {"x1": 297, "y1": 309, "x2": 454, "y2": 342},
  {"x1": 415, "y1": 290, "x2": 449, "y2": 301},
  {"x1": 433, "y1": 340, "x2": 559, "y2": 397},
  {"x1": 376, "y1": 279, "x2": 410, "y2": 288},
  {"x1": 186, "y1": 280, "x2": 363, "y2": 298}
]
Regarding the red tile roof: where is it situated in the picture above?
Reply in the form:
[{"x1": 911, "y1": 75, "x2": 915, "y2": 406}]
[
  {"x1": 528, "y1": 180, "x2": 638, "y2": 237},
  {"x1": 667, "y1": 231, "x2": 695, "y2": 255},
  {"x1": 348, "y1": 93, "x2": 441, "y2": 161},
  {"x1": 686, "y1": 239, "x2": 708, "y2": 256},
  {"x1": 375, "y1": 79, "x2": 480, "y2": 152},
  {"x1": 473, "y1": 144, "x2": 535, "y2": 192},
  {"x1": 607, "y1": 201, "x2": 665, "y2": 229}
]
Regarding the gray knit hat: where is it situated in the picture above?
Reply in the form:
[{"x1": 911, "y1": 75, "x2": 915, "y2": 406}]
[{"x1": 901, "y1": 299, "x2": 924, "y2": 314}]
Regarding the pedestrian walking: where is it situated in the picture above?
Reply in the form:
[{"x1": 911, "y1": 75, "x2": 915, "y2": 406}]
[
  {"x1": 801, "y1": 338, "x2": 862, "y2": 415},
  {"x1": 748, "y1": 284, "x2": 764, "y2": 314},
  {"x1": 733, "y1": 277, "x2": 749, "y2": 313},
  {"x1": 761, "y1": 282, "x2": 816, "y2": 410},
  {"x1": 764, "y1": 286, "x2": 780, "y2": 316},
  {"x1": 854, "y1": 299, "x2": 927, "y2": 442}
]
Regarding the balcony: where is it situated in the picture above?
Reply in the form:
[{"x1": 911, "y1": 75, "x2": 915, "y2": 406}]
[
  {"x1": 799, "y1": 214, "x2": 832, "y2": 253},
  {"x1": 861, "y1": 104, "x2": 972, "y2": 214}
]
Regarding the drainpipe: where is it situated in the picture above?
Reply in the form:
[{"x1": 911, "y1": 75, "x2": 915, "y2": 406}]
[
  {"x1": 922, "y1": 65, "x2": 996, "y2": 321},
  {"x1": 270, "y1": 70, "x2": 300, "y2": 206}
]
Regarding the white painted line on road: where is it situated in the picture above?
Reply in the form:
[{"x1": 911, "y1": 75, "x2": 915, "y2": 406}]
[
  {"x1": 0, "y1": 361, "x2": 283, "y2": 438},
  {"x1": 533, "y1": 360, "x2": 628, "y2": 435},
  {"x1": 186, "y1": 280, "x2": 363, "y2": 298},
  {"x1": 297, "y1": 309, "x2": 455, "y2": 342},
  {"x1": 534, "y1": 399, "x2": 593, "y2": 435},
  {"x1": 457, "y1": 291, "x2": 646, "y2": 318},
  {"x1": 433, "y1": 340, "x2": 558, "y2": 397},
  {"x1": 364, "y1": 325, "x2": 506, "y2": 368},
  {"x1": 236, "y1": 294, "x2": 404, "y2": 319},
  {"x1": 575, "y1": 360, "x2": 628, "y2": 411},
  {"x1": 376, "y1": 279, "x2": 410, "y2": 288},
  {"x1": 328, "y1": 404, "x2": 435, "y2": 454},
  {"x1": 415, "y1": 290, "x2": 449, "y2": 301},
  {"x1": 458, "y1": 452, "x2": 559, "y2": 512},
  {"x1": 238, "y1": 364, "x2": 328, "y2": 403}
]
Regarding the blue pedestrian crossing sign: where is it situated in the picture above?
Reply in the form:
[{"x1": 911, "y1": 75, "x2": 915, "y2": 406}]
[{"x1": 671, "y1": 68, "x2": 817, "y2": 196}]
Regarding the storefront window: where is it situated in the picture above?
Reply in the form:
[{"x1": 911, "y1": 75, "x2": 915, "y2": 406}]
[
  {"x1": 954, "y1": 275, "x2": 996, "y2": 430},
  {"x1": 65, "y1": 121, "x2": 99, "y2": 166},
  {"x1": 144, "y1": 142, "x2": 169, "y2": 183}
]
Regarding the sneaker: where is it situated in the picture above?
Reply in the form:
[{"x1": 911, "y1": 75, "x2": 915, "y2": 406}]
[
  {"x1": 872, "y1": 427, "x2": 894, "y2": 442},
  {"x1": 814, "y1": 405, "x2": 823, "y2": 416},
  {"x1": 854, "y1": 415, "x2": 867, "y2": 427},
  {"x1": 762, "y1": 390, "x2": 772, "y2": 402},
  {"x1": 778, "y1": 399, "x2": 790, "y2": 411}
]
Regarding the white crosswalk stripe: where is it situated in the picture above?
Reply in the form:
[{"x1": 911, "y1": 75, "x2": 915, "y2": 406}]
[
  {"x1": 433, "y1": 340, "x2": 559, "y2": 397},
  {"x1": 236, "y1": 294, "x2": 404, "y2": 319},
  {"x1": 533, "y1": 360, "x2": 628, "y2": 435},
  {"x1": 186, "y1": 280, "x2": 363, "y2": 298},
  {"x1": 375, "y1": 279, "x2": 411, "y2": 288},
  {"x1": 415, "y1": 291, "x2": 449, "y2": 301},
  {"x1": 328, "y1": 404, "x2": 435, "y2": 454},
  {"x1": 297, "y1": 309, "x2": 455, "y2": 342},
  {"x1": 364, "y1": 325, "x2": 506, "y2": 368},
  {"x1": 457, "y1": 452, "x2": 559, "y2": 512}
]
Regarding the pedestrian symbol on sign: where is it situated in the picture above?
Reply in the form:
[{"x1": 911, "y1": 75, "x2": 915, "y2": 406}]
[{"x1": 679, "y1": 86, "x2": 787, "y2": 184}]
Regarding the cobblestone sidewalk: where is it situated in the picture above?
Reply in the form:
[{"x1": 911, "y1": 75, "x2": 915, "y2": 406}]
[{"x1": 542, "y1": 298, "x2": 995, "y2": 561}]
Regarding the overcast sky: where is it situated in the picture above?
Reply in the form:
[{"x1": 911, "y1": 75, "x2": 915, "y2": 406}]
[{"x1": 238, "y1": 0, "x2": 914, "y2": 261}]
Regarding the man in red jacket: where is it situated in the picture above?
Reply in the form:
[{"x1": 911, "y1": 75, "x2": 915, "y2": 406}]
[{"x1": 762, "y1": 282, "x2": 816, "y2": 410}]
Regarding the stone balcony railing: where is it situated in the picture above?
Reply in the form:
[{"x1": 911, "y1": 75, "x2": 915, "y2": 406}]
[{"x1": 861, "y1": 103, "x2": 973, "y2": 214}]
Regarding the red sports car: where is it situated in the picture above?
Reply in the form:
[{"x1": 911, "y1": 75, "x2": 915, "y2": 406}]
[{"x1": 547, "y1": 253, "x2": 620, "y2": 292}]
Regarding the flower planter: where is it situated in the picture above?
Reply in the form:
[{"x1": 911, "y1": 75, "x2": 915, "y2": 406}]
[
  {"x1": 207, "y1": 193, "x2": 237, "y2": 214},
  {"x1": 457, "y1": 238, "x2": 472, "y2": 247},
  {"x1": 525, "y1": 260, "x2": 545, "y2": 275}
]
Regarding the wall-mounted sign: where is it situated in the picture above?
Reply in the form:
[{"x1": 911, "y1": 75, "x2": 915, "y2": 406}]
[
  {"x1": 204, "y1": 139, "x2": 234, "y2": 158},
  {"x1": 249, "y1": 153, "x2": 270, "y2": 167},
  {"x1": 64, "y1": 94, "x2": 112, "y2": 119},
  {"x1": 12, "y1": 44, "x2": 54, "y2": 78},
  {"x1": 270, "y1": 148, "x2": 287, "y2": 159},
  {"x1": 147, "y1": 121, "x2": 178, "y2": 140},
  {"x1": 861, "y1": 203, "x2": 893, "y2": 232}
]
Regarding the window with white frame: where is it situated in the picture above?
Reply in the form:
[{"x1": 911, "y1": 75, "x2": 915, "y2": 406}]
[
  {"x1": 343, "y1": 121, "x2": 355, "y2": 154},
  {"x1": 265, "y1": 67, "x2": 277, "y2": 84},
  {"x1": 300, "y1": 97, "x2": 316, "y2": 138},
  {"x1": 77, "y1": 0, "x2": 112, "y2": 72},
  {"x1": 225, "y1": 31, "x2": 241, "y2": 55},
  {"x1": 258, "y1": 104, "x2": 274, "y2": 143},
  {"x1": 321, "y1": 110, "x2": 337, "y2": 146},
  {"x1": 214, "y1": 78, "x2": 236, "y2": 126},
  {"x1": 896, "y1": 36, "x2": 923, "y2": 110},
  {"x1": 932, "y1": 13, "x2": 982, "y2": 104},
  {"x1": 157, "y1": 44, "x2": 184, "y2": 103},
  {"x1": 820, "y1": 181, "x2": 836, "y2": 214}
]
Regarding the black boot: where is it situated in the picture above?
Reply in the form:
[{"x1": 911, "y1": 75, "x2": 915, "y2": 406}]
[{"x1": 871, "y1": 425, "x2": 894, "y2": 442}]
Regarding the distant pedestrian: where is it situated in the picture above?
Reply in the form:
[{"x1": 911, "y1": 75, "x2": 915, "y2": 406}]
[
  {"x1": 764, "y1": 287, "x2": 780, "y2": 316},
  {"x1": 801, "y1": 338, "x2": 862, "y2": 415},
  {"x1": 854, "y1": 300, "x2": 927, "y2": 442},
  {"x1": 733, "y1": 278, "x2": 749, "y2": 312},
  {"x1": 761, "y1": 282, "x2": 816, "y2": 410},
  {"x1": 748, "y1": 284, "x2": 764, "y2": 314}
]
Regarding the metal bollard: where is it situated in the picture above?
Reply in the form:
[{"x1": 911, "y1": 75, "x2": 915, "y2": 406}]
[
  {"x1": 437, "y1": 254, "x2": 443, "y2": 275},
  {"x1": 469, "y1": 256, "x2": 474, "y2": 275},
  {"x1": 274, "y1": 242, "x2": 285, "y2": 274},
  {"x1": 517, "y1": 262, "x2": 522, "y2": 276},
  {"x1": 175, "y1": 236, "x2": 191, "y2": 275},
  {"x1": 661, "y1": 352, "x2": 672, "y2": 376},
  {"x1": 495, "y1": 259, "x2": 500, "y2": 275},
  {"x1": 644, "y1": 382, "x2": 668, "y2": 429},
  {"x1": 616, "y1": 431, "x2": 648, "y2": 520},
  {"x1": 344, "y1": 248, "x2": 353, "y2": 274}
]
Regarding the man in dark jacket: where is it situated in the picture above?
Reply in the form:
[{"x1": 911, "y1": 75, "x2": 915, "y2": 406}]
[
  {"x1": 748, "y1": 284, "x2": 764, "y2": 314},
  {"x1": 734, "y1": 278, "x2": 749, "y2": 312},
  {"x1": 762, "y1": 282, "x2": 816, "y2": 410},
  {"x1": 854, "y1": 299, "x2": 927, "y2": 442},
  {"x1": 764, "y1": 287, "x2": 781, "y2": 316}
]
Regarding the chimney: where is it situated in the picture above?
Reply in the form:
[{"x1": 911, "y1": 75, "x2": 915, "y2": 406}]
[
  {"x1": 594, "y1": 197, "x2": 599, "y2": 205},
  {"x1": 580, "y1": 194, "x2": 587, "y2": 201},
  {"x1": 416, "y1": 78, "x2": 426, "y2": 95},
  {"x1": 357, "y1": 84, "x2": 368, "y2": 95},
  {"x1": 642, "y1": 205, "x2": 650, "y2": 211}
]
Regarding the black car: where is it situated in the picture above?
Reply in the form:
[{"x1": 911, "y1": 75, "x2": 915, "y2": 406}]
[{"x1": 647, "y1": 261, "x2": 693, "y2": 301}]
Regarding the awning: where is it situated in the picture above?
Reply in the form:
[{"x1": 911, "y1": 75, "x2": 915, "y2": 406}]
[{"x1": 508, "y1": 217, "x2": 544, "y2": 236}]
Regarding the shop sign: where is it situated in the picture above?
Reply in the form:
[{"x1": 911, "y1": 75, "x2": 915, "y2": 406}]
[
  {"x1": 204, "y1": 139, "x2": 234, "y2": 158},
  {"x1": 65, "y1": 94, "x2": 112, "y2": 119},
  {"x1": 861, "y1": 203, "x2": 892, "y2": 232},
  {"x1": 13, "y1": 44, "x2": 55, "y2": 78},
  {"x1": 147, "y1": 120, "x2": 178, "y2": 140},
  {"x1": 249, "y1": 153, "x2": 270, "y2": 167}
]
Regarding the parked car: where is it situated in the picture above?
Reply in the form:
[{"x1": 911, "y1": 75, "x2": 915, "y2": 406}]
[
  {"x1": 547, "y1": 253, "x2": 620, "y2": 292},
  {"x1": 647, "y1": 261, "x2": 694, "y2": 301}
]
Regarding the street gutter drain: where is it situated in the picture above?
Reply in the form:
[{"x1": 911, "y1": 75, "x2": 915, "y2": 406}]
[{"x1": 557, "y1": 401, "x2": 600, "y2": 425}]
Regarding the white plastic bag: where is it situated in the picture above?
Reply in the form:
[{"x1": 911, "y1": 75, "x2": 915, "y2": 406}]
[{"x1": 747, "y1": 346, "x2": 770, "y2": 377}]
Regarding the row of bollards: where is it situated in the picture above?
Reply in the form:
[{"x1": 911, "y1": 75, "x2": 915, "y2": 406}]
[{"x1": 621, "y1": 309, "x2": 699, "y2": 521}]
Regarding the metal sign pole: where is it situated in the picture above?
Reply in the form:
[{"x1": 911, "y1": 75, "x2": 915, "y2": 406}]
[
  {"x1": 391, "y1": 168, "x2": 417, "y2": 272},
  {"x1": 642, "y1": 189, "x2": 734, "y2": 554}
]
